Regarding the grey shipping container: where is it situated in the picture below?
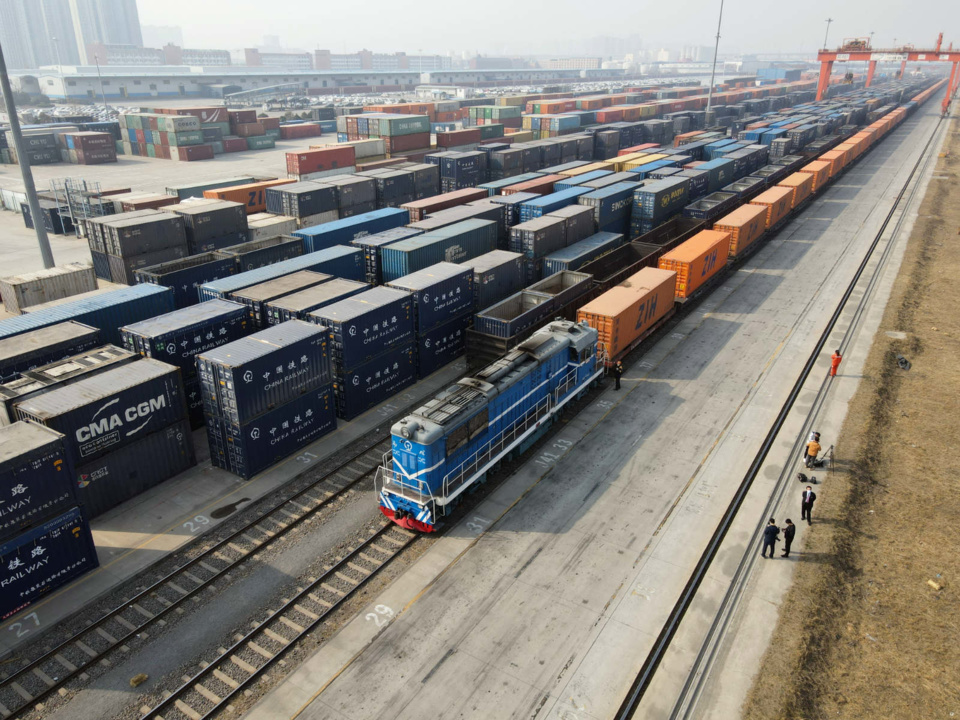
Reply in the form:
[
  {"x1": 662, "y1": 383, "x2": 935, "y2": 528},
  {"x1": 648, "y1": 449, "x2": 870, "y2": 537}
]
[
  {"x1": 227, "y1": 271, "x2": 332, "y2": 327},
  {"x1": 120, "y1": 300, "x2": 251, "y2": 376},
  {"x1": 197, "y1": 320, "x2": 332, "y2": 425},
  {"x1": 526, "y1": 271, "x2": 593, "y2": 309},
  {"x1": 0, "y1": 284, "x2": 175, "y2": 346},
  {"x1": 266, "y1": 278, "x2": 369, "y2": 325},
  {"x1": 74, "y1": 419, "x2": 195, "y2": 518},
  {"x1": 215, "y1": 235, "x2": 305, "y2": 273},
  {"x1": 473, "y1": 291, "x2": 555, "y2": 339},
  {"x1": 108, "y1": 245, "x2": 189, "y2": 285},
  {"x1": 386, "y1": 262, "x2": 473, "y2": 333},
  {"x1": 16, "y1": 359, "x2": 188, "y2": 470},
  {"x1": 167, "y1": 200, "x2": 248, "y2": 254},
  {"x1": 547, "y1": 204, "x2": 596, "y2": 245},
  {"x1": 461, "y1": 250, "x2": 526, "y2": 310},
  {"x1": 0, "y1": 322, "x2": 100, "y2": 382},
  {"x1": 0, "y1": 423, "x2": 76, "y2": 541},
  {"x1": 165, "y1": 176, "x2": 257, "y2": 200},
  {"x1": 135, "y1": 253, "x2": 238, "y2": 310},
  {"x1": 0, "y1": 506, "x2": 98, "y2": 620},
  {"x1": 542, "y1": 232, "x2": 625, "y2": 275},
  {"x1": 105, "y1": 213, "x2": 187, "y2": 257},
  {"x1": 0, "y1": 263, "x2": 98, "y2": 315},
  {"x1": 487, "y1": 192, "x2": 540, "y2": 227}
]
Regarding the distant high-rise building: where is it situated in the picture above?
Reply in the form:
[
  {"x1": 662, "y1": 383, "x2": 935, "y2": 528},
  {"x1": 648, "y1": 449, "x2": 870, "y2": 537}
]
[
  {"x1": 142, "y1": 25, "x2": 183, "y2": 49},
  {"x1": 0, "y1": 0, "x2": 81, "y2": 69},
  {"x1": 69, "y1": 0, "x2": 142, "y2": 62}
]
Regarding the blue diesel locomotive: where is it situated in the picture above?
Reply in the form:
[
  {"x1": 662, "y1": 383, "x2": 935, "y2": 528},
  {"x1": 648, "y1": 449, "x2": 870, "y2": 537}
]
[{"x1": 376, "y1": 319, "x2": 603, "y2": 531}]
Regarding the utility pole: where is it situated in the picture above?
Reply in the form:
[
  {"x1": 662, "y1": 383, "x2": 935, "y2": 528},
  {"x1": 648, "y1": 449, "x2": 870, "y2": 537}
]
[
  {"x1": 0, "y1": 40, "x2": 55, "y2": 268},
  {"x1": 94, "y1": 54, "x2": 107, "y2": 109},
  {"x1": 705, "y1": 0, "x2": 725, "y2": 112},
  {"x1": 823, "y1": 18, "x2": 833, "y2": 50}
]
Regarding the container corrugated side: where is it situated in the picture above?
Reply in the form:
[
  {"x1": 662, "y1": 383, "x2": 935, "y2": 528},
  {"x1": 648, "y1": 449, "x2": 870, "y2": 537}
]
[
  {"x1": 416, "y1": 314, "x2": 469, "y2": 379},
  {"x1": 293, "y1": 208, "x2": 409, "y2": 254},
  {"x1": 385, "y1": 262, "x2": 473, "y2": 333},
  {"x1": 214, "y1": 236, "x2": 305, "y2": 272},
  {"x1": 0, "y1": 263, "x2": 98, "y2": 315},
  {"x1": 542, "y1": 232, "x2": 625, "y2": 275},
  {"x1": 461, "y1": 250, "x2": 526, "y2": 310},
  {"x1": 0, "y1": 284, "x2": 175, "y2": 346},
  {"x1": 380, "y1": 219, "x2": 498, "y2": 283},
  {"x1": 135, "y1": 253, "x2": 238, "y2": 309},
  {"x1": 227, "y1": 271, "x2": 332, "y2": 327},
  {"x1": 657, "y1": 230, "x2": 731, "y2": 298},
  {"x1": 74, "y1": 419, "x2": 195, "y2": 518},
  {"x1": 333, "y1": 342, "x2": 416, "y2": 420},
  {"x1": 266, "y1": 279, "x2": 369, "y2": 325},
  {"x1": 0, "y1": 506, "x2": 98, "y2": 620}
]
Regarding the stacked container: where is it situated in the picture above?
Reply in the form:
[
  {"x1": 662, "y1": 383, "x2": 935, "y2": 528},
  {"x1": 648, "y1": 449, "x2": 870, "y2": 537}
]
[
  {"x1": 198, "y1": 321, "x2": 337, "y2": 479},
  {"x1": 324, "y1": 176, "x2": 378, "y2": 218},
  {"x1": 380, "y1": 219, "x2": 498, "y2": 282},
  {"x1": 309, "y1": 288, "x2": 415, "y2": 420},
  {"x1": 460, "y1": 250, "x2": 526, "y2": 311},
  {"x1": 0, "y1": 321, "x2": 100, "y2": 382},
  {"x1": 265, "y1": 181, "x2": 339, "y2": 228},
  {"x1": 351, "y1": 228, "x2": 423, "y2": 285},
  {"x1": 294, "y1": 208, "x2": 409, "y2": 253},
  {"x1": 509, "y1": 216, "x2": 567, "y2": 284},
  {"x1": 92, "y1": 211, "x2": 189, "y2": 285},
  {"x1": 227, "y1": 271, "x2": 332, "y2": 327},
  {"x1": 265, "y1": 279, "x2": 369, "y2": 325},
  {"x1": 15, "y1": 359, "x2": 196, "y2": 517},
  {"x1": 387, "y1": 263, "x2": 473, "y2": 377},
  {"x1": 167, "y1": 199, "x2": 249, "y2": 254}
]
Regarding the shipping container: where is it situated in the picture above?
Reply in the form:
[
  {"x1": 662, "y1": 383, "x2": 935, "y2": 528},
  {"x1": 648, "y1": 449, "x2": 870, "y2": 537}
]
[
  {"x1": 657, "y1": 230, "x2": 731, "y2": 298},
  {"x1": 166, "y1": 176, "x2": 258, "y2": 200},
  {"x1": 526, "y1": 270, "x2": 592, "y2": 309},
  {"x1": 713, "y1": 204, "x2": 768, "y2": 257},
  {"x1": 215, "y1": 235, "x2": 305, "y2": 273},
  {"x1": 577, "y1": 182, "x2": 638, "y2": 233},
  {"x1": 386, "y1": 262, "x2": 473, "y2": 333},
  {"x1": 0, "y1": 322, "x2": 100, "y2": 382},
  {"x1": 333, "y1": 341, "x2": 416, "y2": 420},
  {"x1": 350, "y1": 227, "x2": 422, "y2": 285},
  {"x1": 265, "y1": 181, "x2": 338, "y2": 218},
  {"x1": 797, "y1": 160, "x2": 831, "y2": 191},
  {"x1": 401, "y1": 188, "x2": 487, "y2": 222},
  {"x1": 749, "y1": 186, "x2": 794, "y2": 228},
  {"x1": 285, "y1": 146, "x2": 355, "y2": 177},
  {"x1": 245, "y1": 213, "x2": 298, "y2": 244},
  {"x1": 206, "y1": 384, "x2": 336, "y2": 479},
  {"x1": 166, "y1": 199, "x2": 249, "y2": 254},
  {"x1": 632, "y1": 177, "x2": 691, "y2": 222},
  {"x1": 294, "y1": 208, "x2": 409, "y2": 253},
  {"x1": 227, "y1": 271, "x2": 332, "y2": 327},
  {"x1": 103, "y1": 213, "x2": 187, "y2": 257},
  {"x1": 460, "y1": 250, "x2": 526, "y2": 310},
  {"x1": 197, "y1": 320, "x2": 331, "y2": 425},
  {"x1": 0, "y1": 284, "x2": 174, "y2": 346},
  {"x1": 323, "y1": 175, "x2": 377, "y2": 211},
  {"x1": 199, "y1": 245, "x2": 363, "y2": 301},
  {"x1": 380, "y1": 219, "x2": 498, "y2": 282},
  {"x1": 416, "y1": 313, "x2": 470, "y2": 379},
  {"x1": 542, "y1": 232, "x2": 624, "y2": 275},
  {"x1": 577, "y1": 267, "x2": 677, "y2": 362},
  {"x1": 310, "y1": 287, "x2": 413, "y2": 369},
  {"x1": 0, "y1": 506, "x2": 98, "y2": 620},
  {"x1": 501, "y1": 174, "x2": 565, "y2": 196},
  {"x1": 519, "y1": 187, "x2": 591, "y2": 221},
  {"x1": 75, "y1": 418, "x2": 195, "y2": 517},
  {"x1": 203, "y1": 179, "x2": 296, "y2": 214},
  {"x1": 120, "y1": 300, "x2": 250, "y2": 375},
  {"x1": 135, "y1": 253, "x2": 238, "y2": 309},
  {"x1": 16, "y1": 359, "x2": 187, "y2": 470},
  {"x1": 776, "y1": 172, "x2": 815, "y2": 208},
  {"x1": 0, "y1": 263, "x2": 98, "y2": 315},
  {"x1": 0, "y1": 423, "x2": 75, "y2": 541},
  {"x1": 485, "y1": 192, "x2": 540, "y2": 228},
  {"x1": 473, "y1": 291, "x2": 554, "y2": 338},
  {"x1": 265, "y1": 278, "x2": 369, "y2": 325},
  {"x1": 108, "y1": 245, "x2": 190, "y2": 285},
  {"x1": 509, "y1": 216, "x2": 567, "y2": 267}
]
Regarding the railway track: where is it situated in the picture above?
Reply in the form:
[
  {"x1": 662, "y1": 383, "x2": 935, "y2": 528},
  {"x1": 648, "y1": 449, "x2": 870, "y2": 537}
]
[
  {"x1": 0, "y1": 438, "x2": 392, "y2": 720},
  {"x1": 613, "y1": 107, "x2": 949, "y2": 720},
  {"x1": 139, "y1": 522, "x2": 416, "y2": 720}
]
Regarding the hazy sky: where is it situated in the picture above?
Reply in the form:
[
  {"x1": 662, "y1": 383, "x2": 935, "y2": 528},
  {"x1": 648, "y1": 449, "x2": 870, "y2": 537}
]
[{"x1": 139, "y1": 0, "x2": 960, "y2": 57}]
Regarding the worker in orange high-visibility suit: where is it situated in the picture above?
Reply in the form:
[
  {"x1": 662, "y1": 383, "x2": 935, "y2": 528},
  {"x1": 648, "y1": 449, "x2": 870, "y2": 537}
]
[{"x1": 830, "y1": 350, "x2": 843, "y2": 377}]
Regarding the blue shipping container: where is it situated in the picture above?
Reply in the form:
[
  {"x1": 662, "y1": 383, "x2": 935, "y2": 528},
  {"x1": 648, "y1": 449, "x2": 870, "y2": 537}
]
[
  {"x1": 0, "y1": 284, "x2": 174, "y2": 346},
  {"x1": 334, "y1": 342, "x2": 416, "y2": 420},
  {"x1": 518, "y1": 187, "x2": 591, "y2": 222},
  {"x1": 206, "y1": 384, "x2": 337, "y2": 479},
  {"x1": 311, "y1": 287, "x2": 413, "y2": 370},
  {"x1": 380, "y1": 219, "x2": 497, "y2": 282},
  {"x1": 578, "y1": 182, "x2": 638, "y2": 233},
  {"x1": 0, "y1": 506, "x2": 98, "y2": 620},
  {"x1": 386, "y1": 262, "x2": 473, "y2": 333},
  {"x1": 351, "y1": 227, "x2": 422, "y2": 286},
  {"x1": 199, "y1": 245, "x2": 364, "y2": 302},
  {"x1": 293, "y1": 208, "x2": 409, "y2": 254},
  {"x1": 197, "y1": 320, "x2": 332, "y2": 426},
  {"x1": 416, "y1": 314, "x2": 469, "y2": 378},
  {"x1": 135, "y1": 253, "x2": 238, "y2": 309},
  {"x1": 461, "y1": 250, "x2": 526, "y2": 310}
]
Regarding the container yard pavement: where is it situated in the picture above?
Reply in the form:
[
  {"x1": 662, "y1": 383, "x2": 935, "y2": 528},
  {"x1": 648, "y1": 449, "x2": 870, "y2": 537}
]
[
  {"x1": 244, "y1": 107, "x2": 945, "y2": 720},
  {"x1": 0, "y1": 358, "x2": 466, "y2": 658},
  {"x1": 0, "y1": 212, "x2": 94, "y2": 280}
]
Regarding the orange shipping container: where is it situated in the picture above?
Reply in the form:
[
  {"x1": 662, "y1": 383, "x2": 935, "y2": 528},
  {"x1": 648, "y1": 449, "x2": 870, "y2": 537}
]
[
  {"x1": 203, "y1": 178, "x2": 295, "y2": 214},
  {"x1": 776, "y1": 172, "x2": 814, "y2": 208},
  {"x1": 577, "y1": 267, "x2": 676, "y2": 363},
  {"x1": 820, "y1": 149, "x2": 846, "y2": 174},
  {"x1": 749, "y1": 186, "x2": 794, "y2": 228},
  {"x1": 657, "y1": 230, "x2": 731, "y2": 299},
  {"x1": 501, "y1": 174, "x2": 565, "y2": 196},
  {"x1": 798, "y1": 160, "x2": 832, "y2": 190},
  {"x1": 713, "y1": 204, "x2": 767, "y2": 258}
]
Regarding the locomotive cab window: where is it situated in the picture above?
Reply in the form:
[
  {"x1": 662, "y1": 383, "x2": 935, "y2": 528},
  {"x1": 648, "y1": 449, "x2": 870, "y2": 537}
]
[{"x1": 445, "y1": 409, "x2": 489, "y2": 457}]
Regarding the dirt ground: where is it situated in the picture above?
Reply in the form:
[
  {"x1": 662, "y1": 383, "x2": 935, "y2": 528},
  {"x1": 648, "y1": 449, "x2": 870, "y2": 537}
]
[{"x1": 742, "y1": 112, "x2": 960, "y2": 719}]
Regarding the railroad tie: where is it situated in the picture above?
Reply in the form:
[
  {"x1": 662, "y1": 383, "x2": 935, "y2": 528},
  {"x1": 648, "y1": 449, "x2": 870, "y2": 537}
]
[
  {"x1": 164, "y1": 582, "x2": 189, "y2": 597},
  {"x1": 95, "y1": 627, "x2": 118, "y2": 644},
  {"x1": 334, "y1": 571, "x2": 359, "y2": 586},
  {"x1": 31, "y1": 668, "x2": 55, "y2": 687},
  {"x1": 212, "y1": 669, "x2": 239, "y2": 688},
  {"x1": 262, "y1": 627, "x2": 292, "y2": 645},
  {"x1": 192, "y1": 682, "x2": 222, "y2": 705},
  {"x1": 9, "y1": 682, "x2": 33, "y2": 702},
  {"x1": 0, "y1": 700, "x2": 12, "y2": 717},
  {"x1": 230, "y1": 655, "x2": 257, "y2": 674},
  {"x1": 113, "y1": 615, "x2": 138, "y2": 632},
  {"x1": 246, "y1": 642, "x2": 274, "y2": 660},
  {"x1": 74, "y1": 640, "x2": 100, "y2": 658},
  {"x1": 181, "y1": 571, "x2": 204, "y2": 586},
  {"x1": 357, "y1": 552, "x2": 381, "y2": 565},
  {"x1": 277, "y1": 617, "x2": 304, "y2": 634},
  {"x1": 320, "y1": 583, "x2": 346, "y2": 597},
  {"x1": 54, "y1": 653, "x2": 77, "y2": 672},
  {"x1": 347, "y1": 561, "x2": 371, "y2": 575},
  {"x1": 293, "y1": 604, "x2": 320, "y2": 620},
  {"x1": 197, "y1": 561, "x2": 221, "y2": 575},
  {"x1": 307, "y1": 593, "x2": 333, "y2": 608},
  {"x1": 174, "y1": 698, "x2": 202, "y2": 720}
]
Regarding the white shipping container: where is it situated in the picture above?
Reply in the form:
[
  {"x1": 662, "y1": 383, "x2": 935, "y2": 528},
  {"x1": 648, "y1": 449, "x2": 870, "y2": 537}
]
[
  {"x1": 297, "y1": 210, "x2": 339, "y2": 228},
  {"x1": 0, "y1": 262, "x2": 98, "y2": 315},
  {"x1": 296, "y1": 166, "x2": 358, "y2": 182},
  {"x1": 245, "y1": 214, "x2": 298, "y2": 243},
  {"x1": 312, "y1": 138, "x2": 385, "y2": 159}
]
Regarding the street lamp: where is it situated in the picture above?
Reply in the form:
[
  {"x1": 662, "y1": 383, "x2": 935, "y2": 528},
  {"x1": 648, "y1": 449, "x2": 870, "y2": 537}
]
[
  {"x1": 94, "y1": 54, "x2": 107, "y2": 109},
  {"x1": 705, "y1": 0, "x2": 724, "y2": 112},
  {"x1": 823, "y1": 18, "x2": 833, "y2": 50}
]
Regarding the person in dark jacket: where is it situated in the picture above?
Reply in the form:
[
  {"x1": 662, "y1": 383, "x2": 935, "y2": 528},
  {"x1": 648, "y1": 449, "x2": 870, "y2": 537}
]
[
  {"x1": 612, "y1": 361, "x2": 624, "y2": 390},
  {"x1": 761, "y1": 518, "x2": 780, "y2": 558},
  {"x1": 801, "y1": 487, "x2": 817, "y2": 524},
  {"x1": 781, "y1": 519, "x2": 796, "y2": 557}
]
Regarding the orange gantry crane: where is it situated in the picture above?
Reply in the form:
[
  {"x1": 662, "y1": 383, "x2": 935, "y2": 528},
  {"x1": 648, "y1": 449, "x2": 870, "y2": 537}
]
[{"x1": 816, "y1": 33, "x2": 960, "y2": 114}]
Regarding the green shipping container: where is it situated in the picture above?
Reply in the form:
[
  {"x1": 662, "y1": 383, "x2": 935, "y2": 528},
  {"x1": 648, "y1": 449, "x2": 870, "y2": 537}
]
[
  {"x1": 246, "y1": 135, "x2": 276, "y2": 150},
  {"x1": 377, "y1": 115, "x2": 430, "y2": 137},
  {"x1": 170, "y1": 130, "x2": 204, "y2": 147},
  {"x1": 265, "y1": 128, "x2": 281, "y2": 140},
  {"x1": 202, "y1": 122, "x2": 231, "y2": 136},
  {"x1": 146, "y1": 143, "x2": 156, "y2": 158},
  {"x1": 209, "y1": 141, "x2": 225, "y2": 154},
  {"x1": 478, "y1": 124, "x2": 505, "y2": 139}
]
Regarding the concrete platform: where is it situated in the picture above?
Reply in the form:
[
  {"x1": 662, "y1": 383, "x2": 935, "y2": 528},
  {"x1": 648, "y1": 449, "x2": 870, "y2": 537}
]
[
  {"x1": 0, "y1": 357, "x2": 466, "y2": 657},
  {"x1": 242, "y1": 107, "x2": 944, "y2": 720}
]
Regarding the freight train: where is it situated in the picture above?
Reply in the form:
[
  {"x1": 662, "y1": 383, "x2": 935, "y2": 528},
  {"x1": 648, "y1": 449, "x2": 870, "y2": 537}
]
[
  {"x1": 376, "y1": 319, "x2": 602, "y2": 531},
  {"x1": 378, "y1": 78, "x2": 947, "y2": 532}
]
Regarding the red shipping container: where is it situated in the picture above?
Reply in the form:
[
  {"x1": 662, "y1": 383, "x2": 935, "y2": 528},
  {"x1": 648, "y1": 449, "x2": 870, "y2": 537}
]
[
  {"x1": 147, "y1": 116, "x2": 159, "y2": 131},
  {"x1": 234, "y1": 123, "x2": 265, "y2": 138},
  {"x1": 501, "y1": 117, "x2": 522, "y2": 129},
  {"x1": 261, "y1": 117, "x2": 281, "y2": 130},
  {"x1": 356, "y1": 158, "x2": 406, "y2": 171},
  {"x1": 76, "y1": 148, "x2": 117, "y2": 165},
  {"x1": 401, "y1": 188, "x2": 488, "y2": 221},
  {"x1": 285, "y1": 146, "x2": 356, "y2": 176},
  {"x1": 175, "y1": 145, "x2": 214, "y2": 161},
  {"x1": 229, "y1": 109, "x2": 258, "y2": 125},
  {"x1": 501, "y1": 174, "x2": 565, "y2": 196},
  {"x1": 596, "y1": 108, "x2": 624, "y2": 123},
  {"x1": 156, "y1": 144, "x2": 171, "y2": 160},
  {"x1": 222, "y1": 137, "x2": 248, "y2": 152},
  {"x1": 384, "y1": 132, "x2": 430, "y2": 154},
  {"x1": 279, "y1": 124, "x2": 322, "y2": 140},
  {"x1": 437, "y1": 128, "x2": 481, "y2": 147},
  {"x1": 176, "y1": 107, "x2": 228, "y2": 123},
  {"x1": 135, "y1": 129, "x2": 146, "y2": 143}
]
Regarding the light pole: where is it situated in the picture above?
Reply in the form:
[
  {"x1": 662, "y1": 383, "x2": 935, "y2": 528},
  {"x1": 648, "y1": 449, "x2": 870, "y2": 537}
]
[
  {"x1": 823, "y1": 18, "x2": 833, "y2": 50},
  {"x1": 94, "y1": 54, "x2": 107, "y2": 109},
  {"x1": 705, "y1": 0, "x2": 724, "y2": 112},
  {"x1": 52, "y1": 36, "x2": 62, "y2": 77},
  {"x1": 0, "y1": 39, "x2": 55, "y2": 268}
]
